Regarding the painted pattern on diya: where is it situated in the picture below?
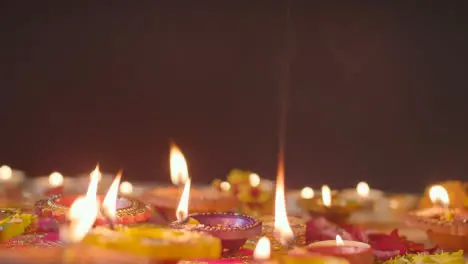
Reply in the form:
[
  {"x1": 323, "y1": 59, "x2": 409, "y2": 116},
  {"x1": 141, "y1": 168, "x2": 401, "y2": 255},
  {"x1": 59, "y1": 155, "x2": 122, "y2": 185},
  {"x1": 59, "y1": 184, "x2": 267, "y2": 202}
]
[{"x1": 0, "y1": 232, "x2": 62, "y2": 249}]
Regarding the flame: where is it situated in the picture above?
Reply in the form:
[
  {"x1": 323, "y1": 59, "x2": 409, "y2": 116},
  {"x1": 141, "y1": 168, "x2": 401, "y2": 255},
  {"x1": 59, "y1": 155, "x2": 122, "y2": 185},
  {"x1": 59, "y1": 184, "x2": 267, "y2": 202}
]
[
  {"x1": 321, "y1": 185, "x2": 332, "y2": 207},
  {"x1": 48, "y1": 172, "x2": 64, "y2": 187},
  {"x1": 429, "y1": 185, "x2": 450, "y2": 206},
  {"x1": 119, "y1": 181, "x2": 133, "y2": 195},
  {"x1": 273, "y1": 157, "x2": 294, "y2": 245},
  {"x1": 102, "y1": 172, "x2": 122, "y2": 222},
  {"x1": 86, "y1": 165, "x2": 101, "y2": 199},
  {"x1": 300, "y1": 187, "x2": 314, "y2": 199},
  {"x1": 61, "y1": 169, "x2": 99, "y2": 244},
  {"x1": 170, "y1": 144, "x2": 189, "y2": 185},
  {"x1": 253, "y1": 236, "x2": 271, "y2": 260},
  {"x1": 249, "y1": 173, "x2": 261, "y2": 187},
  {"x1": 356, "y1": 181, "x2": 370, "y2": 198},
  {"x1": 335, "y1": 235, "x2": 344, "y2": 245},
  {"x1": 0, "y1": 165, "x2": 12, "y2": 180},
  {"x1": 176, "y1": 178, "x2": 191, "y2": 221},
  {"x1": 220, "y1": 181, "x2": 231, "y2": 192}
]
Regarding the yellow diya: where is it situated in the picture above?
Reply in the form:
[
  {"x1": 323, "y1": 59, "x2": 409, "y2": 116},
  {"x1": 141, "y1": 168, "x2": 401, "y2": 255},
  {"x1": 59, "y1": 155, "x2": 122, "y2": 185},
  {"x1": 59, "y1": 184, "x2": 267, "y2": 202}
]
[
  {"x1": 0, "y1": 208, "x2": 37, "y2": 242},
  {"x1": 83, "y1": 226, "x2": 222, "y2": 260},
  {"x1": 419, "y1": 180, "x2": 468, "y2": 209}
]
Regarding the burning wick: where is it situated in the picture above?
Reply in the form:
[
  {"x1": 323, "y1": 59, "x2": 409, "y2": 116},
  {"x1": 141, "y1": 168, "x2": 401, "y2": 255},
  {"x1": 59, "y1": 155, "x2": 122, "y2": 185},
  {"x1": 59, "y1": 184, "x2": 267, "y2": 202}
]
[
  {"x1": 300, "y1": 187, "x2": 314, "y2": 199},
  {"x1": 119, "y1": 181, "x2": 133, "y2": 195},
  {"x1": 49, "y1": 172, "x2": 64, "y2": 187},
  {"x1": 170, "y1": 143, "x2": 189, "y2": 187},
  {"x1": 429, "y1": 185, "x2": 452, "y2": 220},
  {"x1": 176, "y1": 178, "x2": 191, "y2": 223},
  {"x1": 356, "y1": 182, "x2": 370, "y2": 198},
  {"x1": 101, "y1": 172, "x2": 122, "y2": 230},
  {"x1": 321, "y1": 185, "x2": 332, "y2": 207},
  {"x1": 249, "y1": 173, "x2": 261, "y2": 188},
  {"x1": 220, "y1": 181, "x2": 231, "y2": 192},
  {"x1": 0, "y1": 165, "x2": 12, "y2": 181}
]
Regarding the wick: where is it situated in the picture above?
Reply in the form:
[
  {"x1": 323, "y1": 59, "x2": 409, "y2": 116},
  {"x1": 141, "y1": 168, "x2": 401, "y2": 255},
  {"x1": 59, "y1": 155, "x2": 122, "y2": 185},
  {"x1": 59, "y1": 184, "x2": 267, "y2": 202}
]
[{"x1": 100, "y1": 208, "x2": 115, "y2": 230}]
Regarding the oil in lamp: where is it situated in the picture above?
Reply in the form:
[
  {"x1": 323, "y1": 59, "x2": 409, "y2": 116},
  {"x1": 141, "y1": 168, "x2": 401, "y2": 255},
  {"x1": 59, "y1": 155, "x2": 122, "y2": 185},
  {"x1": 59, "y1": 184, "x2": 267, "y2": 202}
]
[
  {"x1": 143, "y1": 143, "x2": 238, "y2": 221},
  {"x1": 407, "y1": 184, "x2": 468, "y2": 251},
  {"x1": 34, "y1": 167, "x2": 152, "y2": 225}
]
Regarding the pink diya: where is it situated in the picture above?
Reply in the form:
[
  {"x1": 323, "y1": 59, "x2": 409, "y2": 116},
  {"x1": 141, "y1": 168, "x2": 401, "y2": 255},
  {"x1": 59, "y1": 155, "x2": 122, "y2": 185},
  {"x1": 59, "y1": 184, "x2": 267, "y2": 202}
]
[
  {"x1": 34, "y1": 194, "x2": 152, "y2": 225},
  {"x1": 306, "y1": 235, "x2": 373, "y2": 264},
  {"x1": 170, "y1": 212, "x2": 262, "y2": 254}
]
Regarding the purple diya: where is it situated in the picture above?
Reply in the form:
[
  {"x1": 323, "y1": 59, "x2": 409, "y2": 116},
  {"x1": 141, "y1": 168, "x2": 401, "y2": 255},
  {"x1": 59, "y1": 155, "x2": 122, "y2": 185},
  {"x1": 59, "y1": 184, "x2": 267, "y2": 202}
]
[{"x1": 170, "y1": 212, "x2": 262, "y2": 253}]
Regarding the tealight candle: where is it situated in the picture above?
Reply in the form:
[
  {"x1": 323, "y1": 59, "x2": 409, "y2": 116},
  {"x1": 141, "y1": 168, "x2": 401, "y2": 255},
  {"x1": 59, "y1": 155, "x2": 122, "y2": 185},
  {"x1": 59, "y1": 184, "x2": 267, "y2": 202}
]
[{"x1": 307, "y1": 235, "x2": 373, "y2": 264}]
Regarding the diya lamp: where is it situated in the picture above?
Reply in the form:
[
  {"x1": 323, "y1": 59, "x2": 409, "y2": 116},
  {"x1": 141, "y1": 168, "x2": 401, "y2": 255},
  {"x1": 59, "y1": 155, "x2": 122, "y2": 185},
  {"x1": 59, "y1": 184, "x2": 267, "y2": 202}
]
[
  {"x1": 253, "y1": 158, "x2": 306, "y2": 252},
  {"x1": 170, "y1": 177, "x2": 262, "y2": 254},
  {"x1": 306, "y1": 235, "x2": 373, "y2": 264},
  {"x1": 406, "y1": 185, "x2": 468, "y2": 251},
  {"x1": 238, "y1": 173, "x2": 274, "y2": 216},
  {"x1": 0, "y1": 165, "x2": 25, "y2": 199},
  {"x1": 298, "y1": 185, "x2": 360, "y2": 225},
  {"x1": 283, "y1": 247, "x2": 350, "y2": 264},
  {"x1": 34, "y1": 167, "x2": 152, "y2": 225},
  {"x1": 143, "y1": 144, "x2": 238, "y2": 221},
  {"x1": 340, "y1": 182, "x2": 384, "y2": 210}
]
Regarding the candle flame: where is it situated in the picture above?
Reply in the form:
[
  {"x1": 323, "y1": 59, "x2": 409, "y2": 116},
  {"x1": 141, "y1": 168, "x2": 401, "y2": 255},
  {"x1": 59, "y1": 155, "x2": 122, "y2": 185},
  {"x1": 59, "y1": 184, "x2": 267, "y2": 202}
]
[
  {"x1": 273, "y1": 158, "x2": 294, "y2": 246},
  {"x1": 249, "y1": 173, "x2": 261, "y2": 187},
  {"x1": 0, "y1": 165, "x2": 12, "y2": 180},
  {"x1": 119, "y1": 181, "x2": 133, "y2": 195},
  {"x1": 300, "y1": 187, "x2": 314, "y2": 199},
  {"x1": 86, "y1": 165, "x2": 101, "y2": 199},
  {"x1": 429, "y1": 185, "x2": 450, "y2": 206},
  {"x1": 356, "y1": 181, "x2": 370, "y2": 198},
  {"x1": 170, "y1": 144, "x2": 189, "y2": 186},
  {"x1": 321, "y1": 185, "x2": 332, "y2": 207},
  {"x1": 336, "y1": 235, "x2": 344, "y2": 245},
  {"x1": 61, "y1": 169, "x2": 99, "y2": 244},
  {"x1": 48, "y1": 172, "x2": 64, "y2": 187},
  {"x1": 102, "y1": 171, "x2": 122, "y2": 221},
  {"x1": 220, "y1": 181, "x2": 231, "y2": 192},
  {"x1": 254, "y1": 236, "x2": 271, "y2": 260},
  {"x1": 176, "y1": 178, "x2": 191, "y2": 221}
]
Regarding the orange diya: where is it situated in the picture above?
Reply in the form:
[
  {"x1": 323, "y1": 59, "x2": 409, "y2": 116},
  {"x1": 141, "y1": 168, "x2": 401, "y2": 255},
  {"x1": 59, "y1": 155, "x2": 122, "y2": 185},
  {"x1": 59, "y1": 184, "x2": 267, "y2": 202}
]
[
  {"x1": 298, "y1": 185, "x2": 360, "y2": 225},
  {"x1": 34, "y1": 168, "x2": 152, "y2": 225},
  {"x1": 407, "y1": 184, "x2": 468, "y2": 251},
  {"x1": 143, "y1": 144, "x2": 238, "y2": 221}
]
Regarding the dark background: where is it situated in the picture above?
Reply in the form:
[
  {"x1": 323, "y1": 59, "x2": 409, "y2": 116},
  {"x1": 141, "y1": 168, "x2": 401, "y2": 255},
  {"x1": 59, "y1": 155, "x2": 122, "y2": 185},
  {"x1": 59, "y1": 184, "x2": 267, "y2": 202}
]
[{"x1": 1, "y1": 2, "x2": 468, "y2": 192}]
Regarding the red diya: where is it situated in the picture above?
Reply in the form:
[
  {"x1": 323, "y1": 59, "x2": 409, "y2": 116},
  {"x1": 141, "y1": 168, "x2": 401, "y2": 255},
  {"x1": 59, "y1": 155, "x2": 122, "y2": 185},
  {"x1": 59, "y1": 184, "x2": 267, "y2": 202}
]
[
  {"x1": 306, "y1": 235, "x2": 373, "y2": 264},
  {"x1": 298, "y1": 186, "x2": 360, "y2": 225},
  {"x1": 406, "y1": 206, "x2": 468, "y2": 251},
  {"x1": 170, "y1": 212, "x2": 262, "y2": 254},
  {"x1": 34, "y1": 194, "x2": 152, "y2": 225}
]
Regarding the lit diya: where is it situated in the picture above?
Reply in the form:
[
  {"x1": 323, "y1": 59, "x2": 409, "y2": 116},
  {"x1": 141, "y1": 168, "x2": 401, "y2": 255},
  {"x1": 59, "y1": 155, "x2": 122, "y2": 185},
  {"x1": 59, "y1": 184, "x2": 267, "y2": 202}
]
[
  {"x1": 170, "y1": 178, "x2": 262, "y2": 253},
  {"x1": 306, "y1": 235, "x2": 373, "y2": 264},
  {"x1": 143, "y1": 144, "x2": 238, "y2": 221},
  {"x1": 406, "y1": 184, "x2": 468, "y2": 251},
  {"x1": 340, "y1": 182, "x2": 383, "y2": 210},
  {"x1": 34, "y1": 168, "x2": 151, "y2": 225},
  {"x1": 298, "y1": 185, "x2": 361, "y2": 225}
]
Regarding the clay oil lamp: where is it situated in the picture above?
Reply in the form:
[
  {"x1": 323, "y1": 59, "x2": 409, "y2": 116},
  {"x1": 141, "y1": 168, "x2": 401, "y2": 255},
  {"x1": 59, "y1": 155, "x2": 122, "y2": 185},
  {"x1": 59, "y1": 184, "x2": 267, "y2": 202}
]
[
  {"x1": 34, "y1": 168, "x2": 152, "y2": 225},
  {"x1": 298, "y1": 185, "x2": 360, "y2": 225},
  {"x1": 307, "y1": 235, "x2": 373, "y2": 264},
  {"x1": 0, "y1": 165, "x2": 25, "y2": 200},
  {"x1": 406, "y1": 184, "x2": 468, "y2": 251},
  {"x1": 170, "y1": 177, "x2": 262, "y2": 254},
  {"x1": 283, "y1": 247, "x2": 350, "y2": 264},
  {"x1": 143, "y1": 144, "x2": 238, "y2": 222},
  {"x1": 340, "y1": 182, "x2": 384, "y2": 210},
  {"x1": 238, "y1": 173, "x2": 274, "y2": 216},
  {"x1": 252, "y1": 158, "x2": 306, "y2": 252}
]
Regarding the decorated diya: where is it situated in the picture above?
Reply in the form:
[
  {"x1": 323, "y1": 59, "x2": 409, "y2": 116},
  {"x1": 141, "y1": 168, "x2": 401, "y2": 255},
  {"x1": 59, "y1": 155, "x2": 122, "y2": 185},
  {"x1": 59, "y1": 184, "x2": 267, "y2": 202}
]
[
  {"x1": 34, "y1": 194, "x2": 152, "y2": 225},
  {"x1": 84, "y1": 226, "x2": 222, "y2": 261},
  {"x1": 298, "y1": 185, "x2": 360, "y2": 225},
  {"x1": 406, "y1": 185, "x2": 468, "y2": 251},
  {"x1": 0, "y1": 208, "x2": 37, "y2": 242},
  {"x1": 250, "y1": 215, "x2": 307, "y2": 251},
  {"x1": 170, "y1": 212, "x2": 262, "y2": 253}
]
